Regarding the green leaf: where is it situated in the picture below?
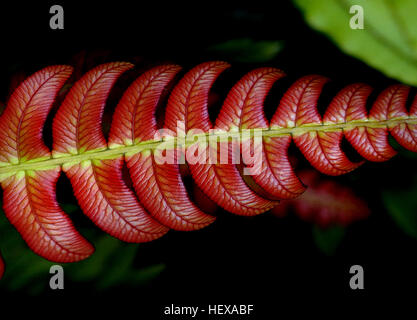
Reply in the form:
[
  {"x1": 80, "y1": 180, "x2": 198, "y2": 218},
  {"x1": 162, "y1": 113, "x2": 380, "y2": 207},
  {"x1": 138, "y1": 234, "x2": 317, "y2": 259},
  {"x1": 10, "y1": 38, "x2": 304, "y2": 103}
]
[
  {"x1": 208, "y1": 38, "x2": 284, "y2": 63},
  {"x1": 7, "y1": 259, "x2": 53, "y2": 292},
  {"x1": 94, "y1": 243, "x2": 138, "y2": 290},
  {"x1": 60, "y1": 202, "x2": 80, "y2": 214},
  {"x1": 126, "y1": 263, "x2": 166, "y2": 286},
  {"x1": 313, "y1": 225, "x2": 345, "y2": 256},
  {"x1": 383, "y1": 186, "x2": 417, "y2": 239},
  {"x1": 293, "y1": 0, "x2": 417, "y2": 85},
  {"x1": 65, "y1": 235, "x2": 122, "y2": 282},
  {"x1": 0, "y1": 203, "x2": 165, "y2": 292}
]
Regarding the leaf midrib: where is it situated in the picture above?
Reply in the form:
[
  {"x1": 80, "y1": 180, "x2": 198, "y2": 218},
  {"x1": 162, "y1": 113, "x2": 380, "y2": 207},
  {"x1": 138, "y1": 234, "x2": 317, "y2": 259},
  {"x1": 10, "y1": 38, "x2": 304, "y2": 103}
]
[{"x1": 0, "y1": 117, "x2": 416, "y2": 177}]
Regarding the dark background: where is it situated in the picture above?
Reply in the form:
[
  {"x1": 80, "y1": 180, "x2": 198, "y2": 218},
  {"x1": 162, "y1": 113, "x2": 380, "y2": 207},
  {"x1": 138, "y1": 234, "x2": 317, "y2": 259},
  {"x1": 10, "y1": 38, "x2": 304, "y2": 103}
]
[{"x1": 0, "y1": 0, "x2": 415, "y2": 316}]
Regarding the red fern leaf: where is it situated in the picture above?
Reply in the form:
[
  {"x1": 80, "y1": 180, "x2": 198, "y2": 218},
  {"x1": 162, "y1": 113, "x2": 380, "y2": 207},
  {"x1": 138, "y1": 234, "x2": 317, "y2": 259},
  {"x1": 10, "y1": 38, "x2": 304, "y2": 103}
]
[
  {"x1": 165, "y1": 62, "x2": 277, "y2": 215},
  {"x1": 391, "y1": 93, "x2": 417, "y2": 152},
  {"x1": 271, "y1": 170, "x2": 370, "y2": 227},
  {"x1": 0, "y1": 66, "x2": 94, "y2": 262},
  {"x1": 53, "y1": 62, "x2": 168, "y2": 242},
  {"x1": 216, "y1": 67, "x2": 305, "y2": 199},
  {"x1": 1, "y1": 61, "x2": 417, "y2": 265},
  {"x1": 53, "y1": 62, "x2": 133, "y2": 155},
  {"x1": 369, "y1": 85, "x2": 410, "y2": 159},
  {"x1": 273, "y1": 76, "x2": 362, "y2": 175},
  {"x1": 109, "y1": 64, "x2": 215, "y2": 230},
  {"x1": 343, "y1": 85, "x2": 397, "y2": 162}
]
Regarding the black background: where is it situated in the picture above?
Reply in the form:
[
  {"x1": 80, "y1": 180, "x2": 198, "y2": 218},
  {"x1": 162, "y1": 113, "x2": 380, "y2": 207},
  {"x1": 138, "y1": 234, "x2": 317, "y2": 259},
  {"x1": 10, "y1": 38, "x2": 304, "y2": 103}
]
[{"x1": 0, "y1": 0, "x2": 415, "y2": 316}]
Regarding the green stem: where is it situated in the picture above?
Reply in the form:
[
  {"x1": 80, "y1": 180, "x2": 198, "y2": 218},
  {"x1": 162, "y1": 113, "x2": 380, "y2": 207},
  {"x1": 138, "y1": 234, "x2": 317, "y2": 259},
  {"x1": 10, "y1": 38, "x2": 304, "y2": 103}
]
[{"x1": 0, "y1": 117, "x2": 416, "y2": 177}]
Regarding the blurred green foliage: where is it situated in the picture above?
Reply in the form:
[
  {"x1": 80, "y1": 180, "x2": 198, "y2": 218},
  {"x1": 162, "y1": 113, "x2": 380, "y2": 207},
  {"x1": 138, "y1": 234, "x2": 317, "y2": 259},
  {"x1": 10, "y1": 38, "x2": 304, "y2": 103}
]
[
  {"x1": 313, "y1": 226, "x2": 345, "y2": 256},
  {"x1": 207, "y1": 38, "x2": 284, "y2": 63},
  {"x1": 383, "y1": 140, "x2": 417, "y2": 239},
  {"x1": 0, "y1": 204, "x2": 165, "y2": 294},
  {"x1": 294, "y1": 0, "x2": 417, "y2": 86},
  {"x1": 383, "y1": 183, "x2": 417, "y2": 240},
  {"x1": 294, "y1": 0, "x2": 417, "y2": 246}
]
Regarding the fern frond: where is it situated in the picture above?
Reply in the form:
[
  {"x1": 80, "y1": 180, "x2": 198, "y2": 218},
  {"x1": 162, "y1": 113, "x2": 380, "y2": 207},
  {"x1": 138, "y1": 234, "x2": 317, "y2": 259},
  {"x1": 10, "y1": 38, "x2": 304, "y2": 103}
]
[
  {"x1": 0, "y1": 66, "x2": 94, "y2": 262},
  {"x1": 110, "y1": 64, "x2": 216, "y2": 230},
  {"x1": 1, "y1": 61, "x2": 417, "y2": 263},
  {"x1": 54, "y1": 63, "x2": 168, "y2": 242}
]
